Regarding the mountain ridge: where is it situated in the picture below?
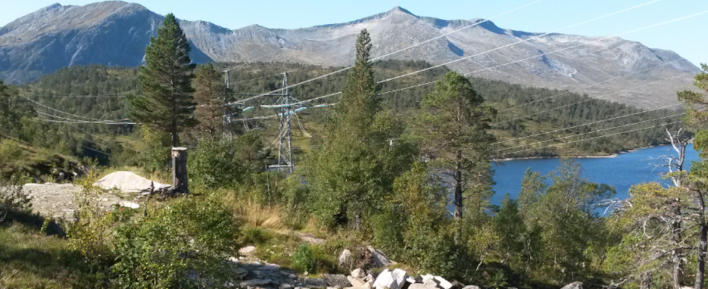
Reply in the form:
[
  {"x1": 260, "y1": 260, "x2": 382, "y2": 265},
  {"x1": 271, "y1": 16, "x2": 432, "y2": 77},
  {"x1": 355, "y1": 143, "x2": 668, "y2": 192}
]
[{"x1": 0, "y1": 1, "x2": 699, "y2": 108}]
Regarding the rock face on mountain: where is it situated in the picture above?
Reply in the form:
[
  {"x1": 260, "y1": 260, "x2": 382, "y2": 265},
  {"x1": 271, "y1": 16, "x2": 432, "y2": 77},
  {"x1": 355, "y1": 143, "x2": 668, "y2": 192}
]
[{"x1": 0, "y1": 2, "x2": 700, "y2": 108}]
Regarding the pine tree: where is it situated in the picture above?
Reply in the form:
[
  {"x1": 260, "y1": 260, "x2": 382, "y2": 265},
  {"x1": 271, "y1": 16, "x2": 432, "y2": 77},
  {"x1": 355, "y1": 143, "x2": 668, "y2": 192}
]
[
  {"x1": 127, "y1": 13, "x2": 197, "y2": 147},
  {"x1": 415, "y1": 71, "x2": 496, "y2": 220},
  {"x1": 193, "y1": 64, "x2": 226, "y2": 136},
  {"x1": 305, "y1": 29, "x2": 407, "y2": 228}
]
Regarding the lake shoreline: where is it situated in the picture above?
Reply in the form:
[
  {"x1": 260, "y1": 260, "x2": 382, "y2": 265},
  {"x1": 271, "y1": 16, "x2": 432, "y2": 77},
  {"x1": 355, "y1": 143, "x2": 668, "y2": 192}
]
[{"x1": 494, "y1": 144, "x2": 669, "y2": 162}]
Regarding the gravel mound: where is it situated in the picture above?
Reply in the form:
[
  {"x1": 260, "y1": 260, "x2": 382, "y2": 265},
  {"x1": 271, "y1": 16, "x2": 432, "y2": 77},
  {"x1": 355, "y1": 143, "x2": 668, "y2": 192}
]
[{"x1": 93, "y1": 171, "x2": 170, "y2": 193}]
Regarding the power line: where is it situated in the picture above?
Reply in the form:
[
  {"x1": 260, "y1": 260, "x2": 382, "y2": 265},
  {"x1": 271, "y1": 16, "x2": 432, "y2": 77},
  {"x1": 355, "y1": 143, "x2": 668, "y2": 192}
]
[
  {"x1": 375, "y1": 0, "x2": 663, "y2": 85},
  {"x1": 495, "y1": 112, "x2": 684, "y2": 153},
  {"x1": 496, "y1": 60, "x2": 685, "y2": 113},
  {"x1": 498, "y1": 120, "x2": 683, "y2": 157},
  {"x1": 225, "y1": 0, "x2": 545, "y2": 106},
  {"x1": 492, "y1": 72, "x2": 692, "y2": 126},
  {"x1": 290, "y1": 7, "x2": 706, "y2": 106},
  {"x1": 491, "y1": 103, "x2": 682, "y2": 145}
]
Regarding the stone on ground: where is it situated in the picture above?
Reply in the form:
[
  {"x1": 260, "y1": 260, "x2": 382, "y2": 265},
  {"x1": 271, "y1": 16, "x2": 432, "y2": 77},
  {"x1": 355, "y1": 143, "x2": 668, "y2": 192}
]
[
  {"x1": 561, "y1": 282, "x2": 583, "y2": 289},
  {"x1": 93, "y1": 171, "x2": 170, "y2": 193},
  {"x1": 409, "y1": 284, "x2": 438, "y2": 289},
  {"x1": 434, "y1": 276, "x2": 453, "y2": 289},
  {"x1": 367, "y1": 245, "x2": 396, "y2": 268},
  {"x1": 240, "y1": 279, "x2": 273, "y2": 287},
  {"x1": 373, "y1": 269, "x2": 407, "y2": 289},
  {"x1": 421, "y1": 275, "x2": 438, "y2": 288},
  {"x1": 348, "y1": 276, "x2": 367, "y2": 287},
  {"x1": 239, "y1": 245, "x2": 256, "y2": 255},
  {"x1": 351, "y1": 268, "x2": 366, "y2": 279},
  {"x1": 461, "y1": 285, "x2": 481, "y2": 289},
  {"x1": 324, "y1": 274, "x2": 351, "y2": 287},
  {"x1": 339, "y1": 249, "x2": 352, "y2": 269}
]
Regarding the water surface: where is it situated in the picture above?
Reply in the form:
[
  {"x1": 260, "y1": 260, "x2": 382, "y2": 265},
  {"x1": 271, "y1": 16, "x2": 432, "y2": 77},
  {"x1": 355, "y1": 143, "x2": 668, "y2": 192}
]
[{"x1": 491, "y1": 144, "x2": 701, "y2": 205}]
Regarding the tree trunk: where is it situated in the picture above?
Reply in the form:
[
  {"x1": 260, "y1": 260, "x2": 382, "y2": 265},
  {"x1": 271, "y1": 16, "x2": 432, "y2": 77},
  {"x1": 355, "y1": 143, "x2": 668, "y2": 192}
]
[
  {"x1": 696, "y1": 224, "x2": 707, "y2": 289},
  {"x1": 454, "y1": 149, "x2": 463, "y2": 220},
  {"x1": 673, "y1": 200, "x2": 684, "y2": 289},
  {"x1": 695, "y1": 192, "x2": 707, "y2": 289}
]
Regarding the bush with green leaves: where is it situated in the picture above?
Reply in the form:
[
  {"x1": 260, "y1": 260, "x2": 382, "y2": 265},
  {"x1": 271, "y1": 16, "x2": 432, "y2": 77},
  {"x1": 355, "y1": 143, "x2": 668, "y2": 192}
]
[
  {"x1": 111, "y1": 196, "x2": 239, "y2": 288},
  {"x1": 190, "y1": 132, "x2": 268, "y2": 191},
  {"x1": 292, "y1": 243, "x2": 316, "y2": 273}
]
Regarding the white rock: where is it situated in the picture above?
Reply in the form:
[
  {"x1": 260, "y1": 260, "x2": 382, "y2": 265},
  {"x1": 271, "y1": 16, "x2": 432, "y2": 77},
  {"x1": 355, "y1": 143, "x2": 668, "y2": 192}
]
[
  {"x1": 348, "y1": 276, "x2": 367, "y2": 288},
  {"x1": 373, "y1": 269, "x2": 407, "y2": 289},
  {"x1": 351, "y1": 268, "x2": 366, "y2": 279},
  {"x1": 434, "y1": 276, "x2": 452, "y2": 289},
  {"x1": 410, "y1": 284, "x2": 438, "y2": 289},
  {"x1": 339, "y1": 249, "x2": 352, "y2": 268},
  {"x1": 367, "y1": 246, "x2": 395, "y2": 268},
  {"x1": 421, "y1": 275, "x2": 438, "y2": 288},
  {"x1": 364, "y1": 274, "x2": 375, "y2": 283},
  {"x1": 406, "y1": 276, "x2": 416, "y2": 284},
  {"x1": 561, "y1": 282, "x2": 583, "y2": 289},
  {"x1": 462, "y1": 286, "x2": 480, "y2": 289},
  {"x1": 239, "y1": 245, "x2": 256, "y2": 255},
  {"x1": 119, "y1": 201, "x2": 140, "y2": 209}
]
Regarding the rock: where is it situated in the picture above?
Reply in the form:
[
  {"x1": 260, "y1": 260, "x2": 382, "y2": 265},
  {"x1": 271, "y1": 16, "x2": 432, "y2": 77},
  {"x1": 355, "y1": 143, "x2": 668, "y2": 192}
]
[
  {"x1": 280, "y1": 284, "x2": 294, "y2": 289},
  {"x1": 348, "y1": 276, "x2": 367, "y2": 288},
  {"x1": 364, "y1": 274, "x2": 375, "y2": 283},
  {"x1": 339, "y1": 249, "x2": 353, "y2": 268},
  {"x1": 561, "y1": 282, "x2": 583, "y2": 289},
  {"x1": 462, "y1": 286, "x2": 481, "y2": 289},
  {"x1": 324, "y1": 274, "x2": 351, "y2": 287},
  {"x1": 450, "y1": 281, "x2": 464, "y2": 289},
  {"x1": 421, "y1": 275, "x2": 437, "y2": 288},
  {"x1": 240, "y1": 279, "x2": 273, "y2": 287},
  {"x1": 409, "y1": 284, "x2": 437, "y2": 289},
  {"x1": 306, "y1": 278, "x2": 327, "y2": 287},
  {"x1": 351, "y1": 268, "x2": 366, "y2": 279},
  {"x1": 228, "y1": 256, "x2": 240, "y2": 263},
  {"x1": 373, "y1": 269, "x2": 407, "y2": 289},
  {"x1": 119, "y1": 201, "x2": 140, "y2": 209},
  {"x1": 367, "y1": 246, "x2": 395, "y2": 268},
  {"x1": 406, "y1": 276, "x2": 416, "y2": 284},
  {"x1": 232, "y1": 267, "x2": 248, "y2": 278},
  {"x1": 239, "y1": 246, "x2": 256, "y2": 255},
  {"x1": 434, "y1": 276, "x2": 453, "y2": 289}
]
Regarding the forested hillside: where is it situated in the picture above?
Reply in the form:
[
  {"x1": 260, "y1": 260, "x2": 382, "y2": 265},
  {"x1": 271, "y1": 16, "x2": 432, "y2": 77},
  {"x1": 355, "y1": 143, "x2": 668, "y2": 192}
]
[{"x1": 9, "y1": 60, "x2": 683, "y2": 167}]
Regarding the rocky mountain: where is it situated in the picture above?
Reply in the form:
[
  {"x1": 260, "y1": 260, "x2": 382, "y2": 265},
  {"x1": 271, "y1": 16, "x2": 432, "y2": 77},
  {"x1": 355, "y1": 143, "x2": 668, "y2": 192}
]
[{"x1": 0, "y1": 1, "x2": 699, "y2": 108}]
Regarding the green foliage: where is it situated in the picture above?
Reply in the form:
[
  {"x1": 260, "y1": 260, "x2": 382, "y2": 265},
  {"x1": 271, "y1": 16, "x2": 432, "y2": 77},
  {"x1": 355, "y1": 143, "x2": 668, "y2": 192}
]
[
  {"x1": 127, "y1": 13, "x2": 198, "y2": 147},
  {"x1": 240, "y1": 227, "x2": 272, "y2": 245},
  {"x1": 292, "y1": 243, "x2": 317, "y2": 273},
  {"x1": 136, "y1": 126, "x2": 171, "y2": 173},
  {"x1": 111, "y1": 196, "x2": 238, "y2": 288},
  {"x1": 193, "y1": 63, "x2": 228, "y2": 136},
  {"x1": 304, "y1": 30, "x2": 414, "y2": 229},
  {"x1": 415, "y1": 71, "x2": 495, "y2": 219}
]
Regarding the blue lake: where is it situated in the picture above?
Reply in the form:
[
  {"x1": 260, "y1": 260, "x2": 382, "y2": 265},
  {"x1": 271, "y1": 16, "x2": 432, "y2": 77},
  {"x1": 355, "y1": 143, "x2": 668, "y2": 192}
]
[{"x1": 491, "y1": 144, "x2": 702, "y2": 205}]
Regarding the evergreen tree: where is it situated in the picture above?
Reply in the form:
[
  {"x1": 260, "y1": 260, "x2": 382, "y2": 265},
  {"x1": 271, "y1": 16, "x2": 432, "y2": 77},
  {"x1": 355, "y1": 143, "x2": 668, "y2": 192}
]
[
  {"x1": 304, "y1": 29, "x2": 409, "y2": 228},
  {"x1": 127, "y1": 13, "x2": 197, "y2": 147},
  {"x1": 193, "y1": 64, "x2": 227, "y2": 136},
  {"x1": 414, "y1": 71, "x2": 495, "y2": 220}
]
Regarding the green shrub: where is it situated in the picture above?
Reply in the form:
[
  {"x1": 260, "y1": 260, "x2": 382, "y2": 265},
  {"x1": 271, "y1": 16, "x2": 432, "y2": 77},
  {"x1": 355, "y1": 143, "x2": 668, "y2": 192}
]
[
  {"x1": 292, "y1": 243, "x2": 316, "y2": 273},
  {"x1": 111, "y1": 196, "x2": 239, "y2": 288},
  {"x1": 240, "y1": 227, "x2": 271, "y2": 245}
]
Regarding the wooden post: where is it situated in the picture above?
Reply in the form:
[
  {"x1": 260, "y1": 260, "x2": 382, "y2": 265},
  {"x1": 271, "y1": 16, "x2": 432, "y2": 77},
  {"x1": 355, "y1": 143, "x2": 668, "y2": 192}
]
[{"x1": 172, "y1": 147, "x2": 188, "y2": 195}]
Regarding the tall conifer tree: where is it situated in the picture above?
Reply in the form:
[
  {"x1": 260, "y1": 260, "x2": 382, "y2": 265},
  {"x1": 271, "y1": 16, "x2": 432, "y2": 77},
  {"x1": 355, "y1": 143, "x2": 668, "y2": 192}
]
[
  {"x1": 415, "y1": 71, "x2": 495, "y2": 220},
  {"x1": 127, "y1": 13, "x2": 197, "y2": 147},
  {"x1": 193, "y1": 64, "x2": 226, "y2": 136}
]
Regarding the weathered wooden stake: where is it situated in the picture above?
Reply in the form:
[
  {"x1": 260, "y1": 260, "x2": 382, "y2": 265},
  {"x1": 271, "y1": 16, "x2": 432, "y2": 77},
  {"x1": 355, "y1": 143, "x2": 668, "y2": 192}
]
[{"x1": 172, "y1": 147, "x2": 188, "y2": 195}]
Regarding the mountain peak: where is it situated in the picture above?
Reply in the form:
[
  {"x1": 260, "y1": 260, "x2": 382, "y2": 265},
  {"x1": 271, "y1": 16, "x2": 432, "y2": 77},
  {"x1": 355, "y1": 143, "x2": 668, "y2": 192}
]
[{"x1": 389, "y1": 6, "x2": 415, "y2": 16}]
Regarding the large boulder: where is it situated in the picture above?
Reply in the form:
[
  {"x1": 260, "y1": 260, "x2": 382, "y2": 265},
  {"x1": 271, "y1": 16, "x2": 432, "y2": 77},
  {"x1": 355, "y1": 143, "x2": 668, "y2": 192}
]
[
  {"x1": 348, "y1": 276, "x2": 367, "y2": 288},
  {"x1": 561, "y1": 282, "x2": 583, "y2": 289},
  {"x1": 373, "y1": 269, "x2": 407, "y2": 289}
]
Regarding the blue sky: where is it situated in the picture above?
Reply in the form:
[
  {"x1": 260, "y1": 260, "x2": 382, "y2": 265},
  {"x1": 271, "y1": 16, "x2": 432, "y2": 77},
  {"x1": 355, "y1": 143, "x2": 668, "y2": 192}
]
[{"x1": 1, "y1": 0, "x2": 706, "y2": 66}]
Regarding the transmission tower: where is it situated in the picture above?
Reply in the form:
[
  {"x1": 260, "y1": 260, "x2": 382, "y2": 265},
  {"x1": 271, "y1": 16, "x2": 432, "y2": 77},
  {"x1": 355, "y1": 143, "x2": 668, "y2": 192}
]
[{"x1": 269, "y1": 72, "x2": 302, "y2": 174}]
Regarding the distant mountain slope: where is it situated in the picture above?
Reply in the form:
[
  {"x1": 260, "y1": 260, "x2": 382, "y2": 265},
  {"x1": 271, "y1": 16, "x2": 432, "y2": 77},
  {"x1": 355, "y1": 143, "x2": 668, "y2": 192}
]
[{"x1": 0, "y1": 2, "x2": 699, "y2": 108}]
